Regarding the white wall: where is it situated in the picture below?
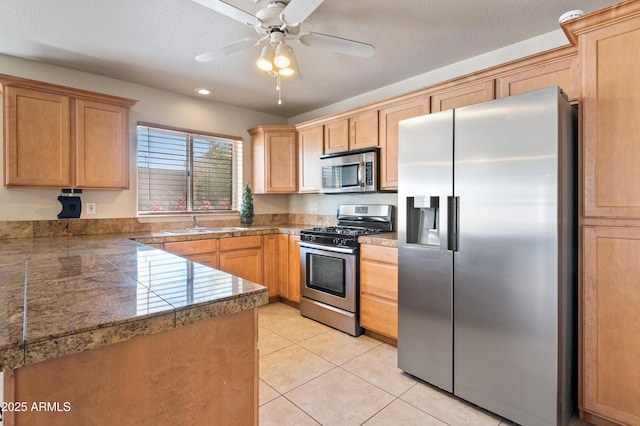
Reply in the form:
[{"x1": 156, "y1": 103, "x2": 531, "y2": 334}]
[
  {"x1": 286, "y1": 29, "x2": 571, "y2": 216},
  {"x1": 288, "y1": 30, "x2": 569, "y2": 123},
  {"x1": 1, "y1": 29, "x2": 571, "y2": 221},
  {"x1": 0, "y1": 54, "x2": 288, "y2": 221}
]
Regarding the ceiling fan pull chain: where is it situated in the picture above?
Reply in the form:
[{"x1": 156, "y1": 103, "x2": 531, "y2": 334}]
[{"x1": 277, "y1": 74, "x2": 282, "y2": 105}]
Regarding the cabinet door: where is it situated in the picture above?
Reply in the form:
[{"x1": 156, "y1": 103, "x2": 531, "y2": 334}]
[
  {"x1": 582, "y1": 226, "x2": 640, "y2": 425},
  {"x1": 496, "y1": 55, "x2": 579, "y2": 101},
  {"x1": 263, "y1": 234, "x2": 288, "y2": 299},
  {"x1": 349, "y1": 109, "x2": 378, "y2": 150},
  {"x1": 4, "y1": 86, "x2": 71, "y2": 187},
  {"x1": 265, "y1": 131, "x2": 297, "y2": 193},
  {"x1": 581, "y1": 16, "x2": 640, "y2": 219},
  {"x1": 187, "y1": 253, "x2": 220, "y2": 269},
  {"x1": 75, "y1": 99, "x2": 129, "y2": 189},
  {"x1": 297, "y1": 125, "x2": 323, "y2": 193},
  {"x1": 287, "y1": 235, "x2": 301, "y2": 303},
  {"x1": 378, "y1": 97, "x2": 430, "y2": 190},
  {"x1": 431, "y1": 80, "x2": 495, "y2": 112},
  {"x1": 359, "y1": 245, "x2": 398, "y2": 339},
  {"x1": 164, "y1": 239, "x2": 219, "y2": 256},
  {"x1": 324, "y1": 118, "x2": 349, "y2": 154},
  {"x1": 219, "y1": 248, "x2": 263, "y2": 284}
]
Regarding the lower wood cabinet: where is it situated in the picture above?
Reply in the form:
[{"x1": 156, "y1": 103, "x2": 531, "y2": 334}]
[
  {"x1": 219, "y1": 235, "x2": 263, "y2": 284},
  {"x1": 286, "y1": 235, "x2": 301, "y2": 303},
  {"x1": 159, "y1": 233, "x2": 301, "y2": 304},
  {"x1": 582, "y1": 226, "x2": 640, "y2": 426},
  {"x1": 163, "y1": 239, "x2": 219, "y2": 269},
  {"x1": 359, "y1": 244, "x2": 398, "y2": 340},
  {"x1": 263, "y1": 234, "x2": 289, "y2": 299}
]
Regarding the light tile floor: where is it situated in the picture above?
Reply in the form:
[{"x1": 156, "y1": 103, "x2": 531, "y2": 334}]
[{"x1": 258, "y1": 302, "x2": 593, "y2": 426}]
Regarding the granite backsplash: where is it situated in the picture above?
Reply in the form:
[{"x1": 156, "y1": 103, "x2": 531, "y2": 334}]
[{"x1": 0, "y1": 214, "x2": 336, "y2": 240}]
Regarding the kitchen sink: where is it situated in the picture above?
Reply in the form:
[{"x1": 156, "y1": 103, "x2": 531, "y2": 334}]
[{"x1": 166, "y1": 227, "x2": 249, "y2": 235}]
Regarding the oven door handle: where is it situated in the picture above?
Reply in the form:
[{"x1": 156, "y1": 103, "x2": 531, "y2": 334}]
[{"x1": 299, "y1": 241, "x2": 358, "y2": 255}]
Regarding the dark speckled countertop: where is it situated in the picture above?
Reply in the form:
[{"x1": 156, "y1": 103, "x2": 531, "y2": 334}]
[
  {"x1": 0, "y1": 224, "x2": 396, "y2": 372},
  {"x1": 0, "y1": 233, "x2": 269, "y2": 372}
]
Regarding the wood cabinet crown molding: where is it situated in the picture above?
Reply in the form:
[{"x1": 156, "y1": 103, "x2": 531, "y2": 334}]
[
  {"x1": 561, "y1": 0, "x2": 640, "y2": 45},
  {"x1": 0, "y1": 74, "x2": 138, "y2": 108}
]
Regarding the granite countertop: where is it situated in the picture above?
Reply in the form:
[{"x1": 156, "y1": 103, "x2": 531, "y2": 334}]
[
  {"x1": 0, "y1": 223, "x2": 394, "y2": 371},
  {"x1": 358, "y1": 232, "x2": 398, "y2": 248},
  {"x1": 0, "y1": 232, "x2": 273, "y2": 372}
]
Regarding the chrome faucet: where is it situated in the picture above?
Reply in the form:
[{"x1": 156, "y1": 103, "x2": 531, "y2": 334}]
[{"x1": 192, "y1": 214, "x2": 200, "y2": 228}]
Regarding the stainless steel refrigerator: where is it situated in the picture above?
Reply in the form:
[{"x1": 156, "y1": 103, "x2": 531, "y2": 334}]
[{"x1": 397, "y1": 87, "x2": 576, "y2": 426}]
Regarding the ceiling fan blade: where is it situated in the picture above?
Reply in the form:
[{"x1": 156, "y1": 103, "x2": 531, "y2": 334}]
[
  {"x1": 191, "y1": 0, "x2": 258, "y2": 26},
  {"x1": 195, "y1": 38, "x2": 257, "y2": 62},
  {"x1": 298, "y1": 32, "x2": 375, "y2": 58},
  {"x1": 280, "y1": 0, "x2": 324, "y2": 26}
]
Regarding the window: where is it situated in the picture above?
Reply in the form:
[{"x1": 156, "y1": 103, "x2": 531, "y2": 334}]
[{"x1": 136, "y1": 123, "x2": 243, "y2": 214}]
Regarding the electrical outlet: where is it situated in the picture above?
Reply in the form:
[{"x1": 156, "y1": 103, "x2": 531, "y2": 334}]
[
  {"x1": 87, "y1": 203, "x2": 97, "y2": 215},
  {"x1": 310, "y1": 202, "x2": 319, "y2": 212}
]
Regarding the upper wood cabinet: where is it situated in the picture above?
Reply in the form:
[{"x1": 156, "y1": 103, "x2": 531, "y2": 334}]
[
  {"x1": 1, "y1": 75, "x2": 136, "y2": 189},
  {"x1": 349, "y1": 109, "x2": 378, "y2": 150},
  {"x1": 496, "y1": 54, "x2": 579, "y2": 102},
  {"x1": 249, "y1": 125, "x2": 297, "y2": 194},
  {"x1": 323, "y1": 118, "x2": 349, "y2": 154},
  {"x1": 296, "y1": 124, "x2": 323, "y2": 193},
  {"x1": 378, "y1": 96, "x2": 430, "y2": 190},
  {"x1": 3, "y1": 86, "x2": 72, "y2": 187},
  {"x1": 323, "y1": 109, "x2": 379, "y2": 154},
  {"x1": 578, "y1": 12, "x2": 640, "y2": 219},
  {"x1": 431, "y1": 80, "x2": 495, "y2": 112},
  {"x1": 75, "y1": 99, "x2": 129, "y2": 188}
]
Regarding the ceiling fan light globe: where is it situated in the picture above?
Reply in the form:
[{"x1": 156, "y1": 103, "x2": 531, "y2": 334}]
[
  {"x1": 274, "y1": 43, "x2": 293, "y2": 68},
  {"x1": 257, "y1": 45, "x2": 274, "y2": 71},
  {"x1": 257, "y1": 58, "x2": 273, "y2": 71},
  {"x1": 278, "y1": 67, "x2": 295, "y2": 76}
]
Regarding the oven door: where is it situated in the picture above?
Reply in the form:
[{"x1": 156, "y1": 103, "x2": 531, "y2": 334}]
[{"x1": 299, "y1": 242, "x2": 357, "y2": 313}]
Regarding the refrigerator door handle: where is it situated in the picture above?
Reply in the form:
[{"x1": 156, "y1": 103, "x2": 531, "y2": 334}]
[{"x1": 447, "y1": 196, "x2": 459, "y2": 251}]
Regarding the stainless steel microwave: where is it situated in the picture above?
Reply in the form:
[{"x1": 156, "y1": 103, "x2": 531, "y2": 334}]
[{"x1": 320, "y1": 148, "x2": 379, "y2": 193}]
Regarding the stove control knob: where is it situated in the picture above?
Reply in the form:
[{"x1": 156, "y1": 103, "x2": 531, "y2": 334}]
[
  {"x1": 341, "y1": 238, "x2": 348, "y2": 246},
  {"x1": 333, "y1": 237, "x2": 340, "y2": 246}
]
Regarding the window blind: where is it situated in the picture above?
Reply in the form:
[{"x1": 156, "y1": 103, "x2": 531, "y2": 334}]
[{"x1": 137, "y1": 124, "x2": 242, "y2": 214}]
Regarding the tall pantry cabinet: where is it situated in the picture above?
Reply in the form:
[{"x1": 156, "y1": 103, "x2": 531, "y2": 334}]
[{"x1": 563, "y1": 2, "x2": 640, "y2": 425}]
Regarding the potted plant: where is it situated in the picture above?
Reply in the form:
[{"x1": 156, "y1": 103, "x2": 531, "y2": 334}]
[{"x1": 239, "y1": 183, "x2": 254, "y2": 225}]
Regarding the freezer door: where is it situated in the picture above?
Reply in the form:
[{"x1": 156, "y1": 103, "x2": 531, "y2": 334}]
[
  {"x1": 453, "y1": 87, "x2": 566, "y2": 425},
  {"x1": 397, "y1": 110, "x2": 454, "y2": 392}
]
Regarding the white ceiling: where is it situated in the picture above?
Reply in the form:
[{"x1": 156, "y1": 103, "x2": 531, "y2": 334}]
[{"x1": 0, "y1": 0, "x2": 619, "y2": 118}]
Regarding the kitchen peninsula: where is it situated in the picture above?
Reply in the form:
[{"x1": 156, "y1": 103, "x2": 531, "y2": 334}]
[{"x1": 0, "y1": 232, "x2": 268, "y2": 425}]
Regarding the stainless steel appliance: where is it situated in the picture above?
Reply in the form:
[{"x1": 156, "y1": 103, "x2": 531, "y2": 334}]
[
  {"x1": 300, "y1": 204, "x2": 394, "y2": 336},
  {"x1": 397, "y1": 87, "x2": 576, "y2": 426},
  {"x1": 320, "y1": 148, "x2": 379, "y2": 193}
]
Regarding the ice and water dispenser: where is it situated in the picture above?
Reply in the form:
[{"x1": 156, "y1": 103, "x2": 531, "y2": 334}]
[
  {"x1": 406, "y1": 196, "x2": 440, "y2": 246},
  {"x1": 405, "y1": 195, "x2": 458, "y2": 250}
]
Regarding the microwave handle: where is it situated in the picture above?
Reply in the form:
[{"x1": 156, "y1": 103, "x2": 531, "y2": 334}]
[{"x1": 359, "y1": 161, "x2": 365, "y2": 188}]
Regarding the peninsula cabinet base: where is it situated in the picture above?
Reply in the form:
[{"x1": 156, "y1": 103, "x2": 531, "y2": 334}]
[{"x1": 3, "y1": 309, "x2": 258, "y2": 426}]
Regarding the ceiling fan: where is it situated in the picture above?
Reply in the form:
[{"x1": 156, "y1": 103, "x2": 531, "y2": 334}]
[{"x1": 192, "y1": 0, "x2": 376, "y2": 68}]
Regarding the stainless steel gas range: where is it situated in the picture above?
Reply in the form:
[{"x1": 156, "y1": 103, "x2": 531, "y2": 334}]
[{"x1": 299, "y1": 204, "x2": 394, "y2": 336}]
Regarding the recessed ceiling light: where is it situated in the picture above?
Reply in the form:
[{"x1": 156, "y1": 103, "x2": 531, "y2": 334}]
[{"x1": 195, "y1": 88, "x2": 211, "y2": 95}]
